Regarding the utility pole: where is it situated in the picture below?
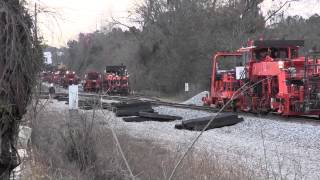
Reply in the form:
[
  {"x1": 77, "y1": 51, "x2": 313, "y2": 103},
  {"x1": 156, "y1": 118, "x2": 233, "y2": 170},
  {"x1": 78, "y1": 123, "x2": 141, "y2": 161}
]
[
  {"x1": 96, "y1": 17, "x2": 98, "y2": 31},
  {"x1": 34, "y1": 3, "x2": 38, "y2": 42}
]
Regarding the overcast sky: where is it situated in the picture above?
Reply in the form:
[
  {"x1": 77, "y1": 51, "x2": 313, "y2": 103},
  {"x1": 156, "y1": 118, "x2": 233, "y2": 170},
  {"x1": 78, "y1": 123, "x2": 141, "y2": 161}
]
[{"x1": 26, "y1": 0, "x2": 320, "y2": 47}]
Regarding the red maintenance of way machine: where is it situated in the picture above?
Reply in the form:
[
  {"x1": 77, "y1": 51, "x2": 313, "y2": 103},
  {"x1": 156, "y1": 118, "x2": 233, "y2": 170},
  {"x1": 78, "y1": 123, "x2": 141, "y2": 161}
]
[
  {"x1": 203, "y1": 40, "x2": 320, "y2": 117},
  {"x1": 102, "y1": 65, "x2": 130, "y2": 95}
]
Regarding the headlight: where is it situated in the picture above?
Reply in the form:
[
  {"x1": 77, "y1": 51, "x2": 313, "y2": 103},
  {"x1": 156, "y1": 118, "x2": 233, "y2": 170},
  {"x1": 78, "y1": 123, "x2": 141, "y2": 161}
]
[{"x1": 278, "y1": 61, "x2": 284, "y2": 69}]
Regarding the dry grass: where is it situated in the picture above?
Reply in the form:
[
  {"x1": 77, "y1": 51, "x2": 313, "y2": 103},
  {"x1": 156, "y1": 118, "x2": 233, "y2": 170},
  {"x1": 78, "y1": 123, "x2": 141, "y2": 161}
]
[
  {"x1": 24, "y1": 99, "x2": 308, "y2": 180},
  {"x1": 25, "y1": 103, "x2": 258, "y2": 180}
]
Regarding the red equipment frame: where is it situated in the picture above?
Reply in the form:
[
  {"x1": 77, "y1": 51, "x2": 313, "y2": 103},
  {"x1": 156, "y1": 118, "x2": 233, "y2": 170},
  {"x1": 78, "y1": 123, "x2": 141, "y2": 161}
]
[
  {"x1": 61, "y1": 71, "x2": 79, "y2": 88},
  {"x1": 203, "y1": 40, "x2": 320, "y2": 117},
  {"x1": 83, "y1": 71, "x2": 102, "y2": 92},
  {"x1": 102, "y1": 65, "x2": 130, "y2": 95},
  {"x1": 203, "y1": 52, "x2": 242, "y2": 108}
]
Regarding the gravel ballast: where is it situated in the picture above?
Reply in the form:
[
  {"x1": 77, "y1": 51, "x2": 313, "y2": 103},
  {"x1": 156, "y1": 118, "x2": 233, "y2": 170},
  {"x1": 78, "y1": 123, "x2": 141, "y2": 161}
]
[
  {"x1": 182, "y1": 91, "x2": 209, "y2": 106},
  {"x1": 46, "y1": 99, "x2": 320, "y2": 179}
]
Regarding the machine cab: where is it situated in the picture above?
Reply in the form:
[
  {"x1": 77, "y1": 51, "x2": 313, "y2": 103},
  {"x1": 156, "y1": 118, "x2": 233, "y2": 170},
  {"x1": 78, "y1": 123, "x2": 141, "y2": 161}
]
[{"x1": 240, "y1": 40, "x2": 303, "y2": 62}]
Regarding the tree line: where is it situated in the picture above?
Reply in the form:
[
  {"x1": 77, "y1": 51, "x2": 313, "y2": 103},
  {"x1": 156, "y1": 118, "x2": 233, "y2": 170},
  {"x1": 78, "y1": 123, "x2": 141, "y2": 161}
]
[{"x1": 49, "y1": 0, "x2": 320, "y2": 95}]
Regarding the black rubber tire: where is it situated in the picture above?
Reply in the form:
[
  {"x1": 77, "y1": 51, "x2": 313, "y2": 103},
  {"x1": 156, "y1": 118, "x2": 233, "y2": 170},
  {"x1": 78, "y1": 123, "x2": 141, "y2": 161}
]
[
  {"x1": 175, "y1": 113, "x2": 243, "y2": 131},
  {"x1": 115, "y1": 108, "x2": 154, "y2": 117},
  {"x1": 123, "y1": 117, "x2": 150, "y2": 122},
  {"x1": 138, "y1": 112, "x2": 182, "y2": 121}
]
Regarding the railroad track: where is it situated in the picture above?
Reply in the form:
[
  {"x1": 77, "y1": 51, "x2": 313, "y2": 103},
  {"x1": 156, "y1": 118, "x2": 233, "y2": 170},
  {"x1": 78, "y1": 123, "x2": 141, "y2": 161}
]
[
  {"x1": 40, "y1": 90, "x2": 320, "y2": 122},
  {"x1": 41, "y1": 83, "x2": 218, "y2": 112},
  {"x1": 85, "y1": 93, "x2": 320, "y2": 122},
  {"x1": 92, "y1": 93, "x2": 218, "y2": 112},
  {"x1": 147, "y1": 100, "x2": 218, "y2": 112},
  {"x1": 40, "y1": 91, "x2": 219, "y2": 112}
]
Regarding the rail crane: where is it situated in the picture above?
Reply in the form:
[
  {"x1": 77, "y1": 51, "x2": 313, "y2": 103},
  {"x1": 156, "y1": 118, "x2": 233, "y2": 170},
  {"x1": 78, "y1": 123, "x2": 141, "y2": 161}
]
[{"x1": 203, "y1": 40, "x2": 320, "y2": 117}]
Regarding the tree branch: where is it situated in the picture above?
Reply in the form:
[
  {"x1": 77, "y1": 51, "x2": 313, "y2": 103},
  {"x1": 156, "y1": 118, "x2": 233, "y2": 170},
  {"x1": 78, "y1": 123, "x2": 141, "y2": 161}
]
[
  {"x1": 111, "y1": 16, "x2": 132, "y2": 29},
  {"x1": 264, "y1": 0, "x2": 299, "y2": 23}
]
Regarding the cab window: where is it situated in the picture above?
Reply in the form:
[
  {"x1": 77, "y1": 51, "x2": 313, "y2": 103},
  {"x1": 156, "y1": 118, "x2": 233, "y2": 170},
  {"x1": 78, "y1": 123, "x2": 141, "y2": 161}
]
[
  {"x1": 291, "y1": 48, "x2": 298, "y2": 58},
  {"x1": 254, "y1": 48, "x2": 268, "y2": 61}
]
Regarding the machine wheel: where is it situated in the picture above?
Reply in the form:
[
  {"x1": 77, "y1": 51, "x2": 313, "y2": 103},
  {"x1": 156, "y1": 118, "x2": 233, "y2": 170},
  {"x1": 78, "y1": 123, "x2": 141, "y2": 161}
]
[
  {"x1": 257, "y1": 98, "x2": 270, "y2": 115},
  {"x1": 215, "y1": 101, "x2": 223, "y2": 109}
]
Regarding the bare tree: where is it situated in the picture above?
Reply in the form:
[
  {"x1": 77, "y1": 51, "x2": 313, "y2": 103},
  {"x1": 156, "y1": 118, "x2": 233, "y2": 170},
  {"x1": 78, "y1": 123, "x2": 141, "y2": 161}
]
[{"x1": 0, "y1": 0, "x2": 41, "y2": 178}]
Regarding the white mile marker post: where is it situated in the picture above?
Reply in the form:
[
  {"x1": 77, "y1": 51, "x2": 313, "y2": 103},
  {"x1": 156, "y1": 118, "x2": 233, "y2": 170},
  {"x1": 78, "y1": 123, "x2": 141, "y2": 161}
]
[
  {"x1": 185, "y1": 82, "x2": 190, "y2": 97},
  {"x1": 69, "y1": 85, "x2": 79, "y2": 109},
  {"x1": 185, "y1": 82, "x2": 189, "y2": 92}
]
